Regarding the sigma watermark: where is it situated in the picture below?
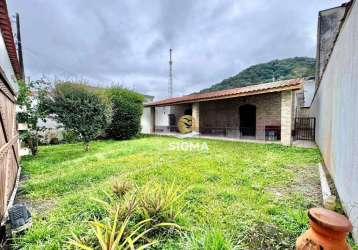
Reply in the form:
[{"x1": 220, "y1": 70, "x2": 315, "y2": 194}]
[
  {"x1": 169, "y1": 141, "x2": 209, "y2": 152},
  {"x1": 167, "y1": 115, "x2": 209, "y2": 152}
]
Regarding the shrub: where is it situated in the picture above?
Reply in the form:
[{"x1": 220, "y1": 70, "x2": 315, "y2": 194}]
[
  {"x1": 46, "y1": 83, "x2": 111, "y2": 151},
  {"x1": 92, "y1": 191, "x2": 138, "y2": 221},
  {"x1": 49, "y1": 137, "x2": 60, "y2": 145},
  {"x1": 62, "y1": 130, "x2": 80, "y2": 143},
  {"x1": 16, "y1": 112, "x2": 28, "y2": 123},
  {"x1": 112, "y1": 180, "x2": 134, "y2": 198},
  {"x1": 70, "y1": 189, "x2": 180, "y2": 249},
  {"x1": 139, "y1": 182, "x2": 184, "y2": 224},
  {"x1": 105, "y1": 87, "x2": 144, "y2": 140},
  {"x1": 69, "y1": 206, "x2": 157, "y2": 249}
]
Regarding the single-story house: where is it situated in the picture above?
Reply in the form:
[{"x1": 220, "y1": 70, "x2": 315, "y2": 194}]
[{"x1": 143, "y1": 78, "x2": 306, "y2": 146}]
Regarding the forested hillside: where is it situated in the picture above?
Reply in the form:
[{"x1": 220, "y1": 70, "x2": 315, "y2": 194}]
[{"x1": 200, "y1": 57, "x2": 315, "y2": 93}]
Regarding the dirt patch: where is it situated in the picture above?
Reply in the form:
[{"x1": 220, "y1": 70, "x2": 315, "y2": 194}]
[
  {"x1": 266, "y1": 164, "x2": 321, "y2": 207},
  {"x1": 240, "y1": 221, "x2": 294, "y2": 250},
  {"x1": 14, "y1": 175, "x2": 57, "y2": 216},
  {"x1": 15, "y1": 195, "x2": 57, "y2": 216}
]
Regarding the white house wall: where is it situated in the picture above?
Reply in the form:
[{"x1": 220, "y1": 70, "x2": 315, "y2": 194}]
[
  {"x1": 155, "y1": 106, "x2": 170, "y2": 127},
  {"x1": 141, "y1": 105, "x2": 193, "y2": 133},
  {"x1": 140, "y1": 106, "x2": 170, "y2": 133},
  {"x1": 0, "y1": 30, "x2": 18, "y2": 91},
  {"x1": 141, "y1": 107, "x2": 152, "y2": 133},
  {"x1": 310, "y1": 1, "x2": 358, "y2": 240}
]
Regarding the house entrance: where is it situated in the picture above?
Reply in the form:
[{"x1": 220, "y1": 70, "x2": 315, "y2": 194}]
[{"x1": 239, "y1": 104, "x2": 256, "y2": 136}]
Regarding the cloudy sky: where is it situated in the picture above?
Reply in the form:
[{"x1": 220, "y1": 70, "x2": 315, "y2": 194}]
[{"x1": 9, "y1": 0, "x2": 343, "y2": 100}]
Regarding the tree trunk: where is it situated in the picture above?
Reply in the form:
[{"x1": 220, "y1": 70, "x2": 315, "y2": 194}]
[
  {"x1": 27, "y1": 137, "x2": 38, "y2": 156},
  {"x1": 84, "y1": 142, "x2": 90, "y2": 151}
]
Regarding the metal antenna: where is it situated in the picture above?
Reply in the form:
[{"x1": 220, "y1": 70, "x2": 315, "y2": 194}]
[{"x1": 168, "y1": 48, "x2": 173, "y2": 97}]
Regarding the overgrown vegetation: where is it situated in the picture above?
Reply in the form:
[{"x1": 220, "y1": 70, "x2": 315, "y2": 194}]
[
  {"x1": 16, "y1": 79, "x2": 50, "y2": 155},
  {"x1": 41, "y1": 83, "x2": 144, "y2": 149},
  {"x1": 46, "y1": 82, "x2": 111, "y2": 150},
  {"x1": 200, "y1": 57, "x2": 315, "y2": 93},
  {"x1": 105, "y1": 87, "x2": 144, "y2": 140},
  {"x1": 15, "y1": 137, "x2": 322, "y2": 249}
]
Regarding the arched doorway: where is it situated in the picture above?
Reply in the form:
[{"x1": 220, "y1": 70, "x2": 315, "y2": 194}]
[{"x1": 239, "y1": 104, "x2": 256, "y2": 137}]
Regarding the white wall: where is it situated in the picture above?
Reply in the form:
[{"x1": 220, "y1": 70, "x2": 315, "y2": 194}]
[
  {"x1": 141, "y1": 107, "x2": 152, "y2": 133},
  {"x1": 140, "y1": 106, "x2": 170, "y2": 133},
  {"x1": 155, "y1": 106, "x2": 170, "y2": 127},
  {"x1": 0, "y1": 30, "x2": 18, "y2": 91},
  {"x1": 310, "y1": 1, "x2": 358, "y2": 240}
]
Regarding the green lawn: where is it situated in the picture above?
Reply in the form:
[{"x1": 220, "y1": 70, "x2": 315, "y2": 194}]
[{"x1": 15, "y1": 136, "x2": 321, "y2": 249}]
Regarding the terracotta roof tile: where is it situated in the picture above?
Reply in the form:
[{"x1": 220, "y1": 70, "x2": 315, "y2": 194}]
[
  {"x1": 146, "y1": 78, "x2": 303, "y2": 107},
  {"x1": 0, "y1": 0, "x2": 22, "y2": 80}
]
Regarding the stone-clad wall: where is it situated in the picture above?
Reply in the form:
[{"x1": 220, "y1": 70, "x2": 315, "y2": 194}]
[{"x1": 198, "y1": 92, "x2": 282, "y2": 140}]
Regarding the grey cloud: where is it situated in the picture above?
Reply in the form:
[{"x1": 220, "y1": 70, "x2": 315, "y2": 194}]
[{"x1": 9, "y1": 0, "x2": 343, "y2": 100}]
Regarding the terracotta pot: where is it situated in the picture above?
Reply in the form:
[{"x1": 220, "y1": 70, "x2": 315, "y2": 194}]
[{"x1": 296, "y1": 207, "x2": 352, "y2": 250}]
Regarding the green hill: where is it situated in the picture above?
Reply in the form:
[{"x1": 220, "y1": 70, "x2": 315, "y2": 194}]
[{"x1": 199, "y1": 57, "x2": 315, "y2": 93}]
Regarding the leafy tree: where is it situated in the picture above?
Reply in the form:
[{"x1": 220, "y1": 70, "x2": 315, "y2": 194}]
[
  {"x1": 16, "y1": 79, "x2": 50, "y2": 156},
  {"x1": 47, "y1": 83, "x2": 111, "y2": 151},
  {"x1": 105, "y1": 87, "x2": 144, "y2": 140}
]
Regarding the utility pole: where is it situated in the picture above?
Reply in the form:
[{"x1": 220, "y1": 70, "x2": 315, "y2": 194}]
[
  {"x1": 16, "y1": 13, "x2": 25, "y2": 80},
  {"x1": 168, "y1": 48, "x2": 173, "y2": 98}
]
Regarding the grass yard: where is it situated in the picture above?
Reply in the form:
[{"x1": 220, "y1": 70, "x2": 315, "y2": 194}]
[{"x1": 14, "y1": 136, "x2": 321, "y2": 249}]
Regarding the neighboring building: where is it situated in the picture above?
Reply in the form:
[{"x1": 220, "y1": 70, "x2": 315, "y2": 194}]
[
  {"x1": 310, "y1": 0, "x2": 358, "y2": 240},
  {"x1": 295, "y1": 79, "x2": 315, "y2": 118},
  {"x1": 0, "y1": 0, "x2": 22, "y2": 225},
  {"x1": 144, "y1": 78, "x2": 305, "y2": 146},
  {"x1": 30, "y1": 91, "x2": 64, "y2": 144}
]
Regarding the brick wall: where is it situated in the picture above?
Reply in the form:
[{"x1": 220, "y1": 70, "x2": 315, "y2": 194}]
[{"x1": 199, "y1": 92, "x2": 282, "y2": 140}]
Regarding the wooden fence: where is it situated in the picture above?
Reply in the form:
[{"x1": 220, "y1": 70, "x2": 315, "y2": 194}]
[{"x1": 0, "y1": 75, "x2": 19, "y2": 224}]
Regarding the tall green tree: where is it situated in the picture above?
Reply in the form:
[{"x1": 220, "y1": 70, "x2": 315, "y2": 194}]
[
  {"x1": 105, "y1": 87, "x2": 144, "y2": 140},
  {"x1": 47, "y1": 83, "x2": 111, "y2": 151},
  {"x1": 16, "y1": 79, "x2": 50, "y2": 155}
]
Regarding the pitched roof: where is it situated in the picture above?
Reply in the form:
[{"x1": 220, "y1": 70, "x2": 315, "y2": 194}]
[
  {"x1": 146, "y1": 78, "x2": 303, "y2": 107},
  {"x1": 0, "y1": 0, "x2": 22, "y2": 80}
]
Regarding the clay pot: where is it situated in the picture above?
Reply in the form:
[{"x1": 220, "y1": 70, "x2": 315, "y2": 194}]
[{"x1": 296, "y1": 207, "x2": 352, "y2": 250}]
